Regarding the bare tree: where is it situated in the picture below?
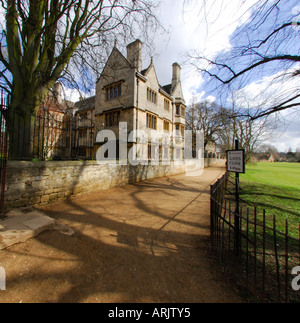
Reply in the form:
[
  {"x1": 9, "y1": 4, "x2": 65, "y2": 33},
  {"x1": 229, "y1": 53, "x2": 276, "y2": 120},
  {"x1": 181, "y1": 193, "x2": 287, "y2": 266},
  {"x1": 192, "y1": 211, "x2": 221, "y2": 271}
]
[
  {"x1": 0, "y1": 0, "x2": 160, "y2": 159},
  {"x1": 186, "y1": 99, "x2": 224, "y2": 150},
  {"x1": 187, "y1": 96, "x2": 272, "y2": 162},
  {"x1": 217, "y1": 96, "x2": 273, "y2": 162},
  {"x1": 186, "y1": 0, "x2": 300, "y2": 120}
]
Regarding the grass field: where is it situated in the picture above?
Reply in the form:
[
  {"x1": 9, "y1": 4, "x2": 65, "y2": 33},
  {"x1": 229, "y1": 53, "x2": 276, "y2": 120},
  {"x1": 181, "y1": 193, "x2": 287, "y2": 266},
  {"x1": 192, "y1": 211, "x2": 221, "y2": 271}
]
[{"x1": 240, "y1": 162, "x2": 300, "y2": 238}]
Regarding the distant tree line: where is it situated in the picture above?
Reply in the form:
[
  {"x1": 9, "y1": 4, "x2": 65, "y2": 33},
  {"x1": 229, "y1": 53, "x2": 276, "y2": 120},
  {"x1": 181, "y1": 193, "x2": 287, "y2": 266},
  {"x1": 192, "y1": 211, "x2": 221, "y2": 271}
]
[
  {"x1": 254, "y1": 144, "x2": 300, "y2": 162},
  {"x1": 185, "y1": 99, "x2": 272, "y2": 162}
]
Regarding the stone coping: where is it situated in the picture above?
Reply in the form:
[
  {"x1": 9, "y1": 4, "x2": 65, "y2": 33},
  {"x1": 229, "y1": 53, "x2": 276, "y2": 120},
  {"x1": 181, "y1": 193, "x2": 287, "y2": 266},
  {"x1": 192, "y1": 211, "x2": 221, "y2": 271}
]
[
  {"x1": 7, "y1": 158, "x2": 218, "y2": 169},
  {"x1": 6, "y1": 160, "x2": 101, "y2": 168}
]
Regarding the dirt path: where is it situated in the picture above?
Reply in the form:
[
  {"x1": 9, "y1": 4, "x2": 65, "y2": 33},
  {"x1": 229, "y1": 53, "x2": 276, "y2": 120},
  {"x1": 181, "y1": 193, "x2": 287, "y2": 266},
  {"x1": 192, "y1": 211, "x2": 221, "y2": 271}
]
[{"x1": 0, "y1": 165, "x2": 244, "y2": 303}]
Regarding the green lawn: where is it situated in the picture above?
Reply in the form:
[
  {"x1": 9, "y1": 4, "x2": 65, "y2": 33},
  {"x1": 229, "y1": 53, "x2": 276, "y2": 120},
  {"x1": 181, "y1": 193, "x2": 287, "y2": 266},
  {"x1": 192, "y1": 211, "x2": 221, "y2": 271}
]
[{"x1": 240, "y1": 162, "x2": 300, "y2": 238}]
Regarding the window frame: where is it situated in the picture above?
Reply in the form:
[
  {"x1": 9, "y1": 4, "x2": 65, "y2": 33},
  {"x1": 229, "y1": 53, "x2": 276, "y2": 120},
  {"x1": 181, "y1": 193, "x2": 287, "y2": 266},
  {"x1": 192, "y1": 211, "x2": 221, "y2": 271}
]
[
  {"x1": 147, "y1": 87, "x2": 158, "y2": 105},
  {"x1": 146, "y1": 113, "x2": 157, "y2": 130},
  {"x1": 104, "y1": 81, "x2": 123, "y2": 101},
  {"x1": 164, "y1": 99, "x2": 170, "y2": 111},
  {"x1": 105, "y1": 110, "x2": 121, "y2": 128},
  {"x1": 163, "y1": 120, "x2": 170, "y2": 132}
]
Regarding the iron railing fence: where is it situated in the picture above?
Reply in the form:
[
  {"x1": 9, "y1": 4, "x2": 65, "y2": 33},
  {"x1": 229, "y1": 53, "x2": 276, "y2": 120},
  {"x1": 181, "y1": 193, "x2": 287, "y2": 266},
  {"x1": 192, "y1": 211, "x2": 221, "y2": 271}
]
[
  {"x1": 10, "y1": 109, "x2": 102, "y2": 161},
  {"x1": 0, "y1": 91, "x2": 100, "y2": 213},
  {"x1": 0, "y1": 92, "x2": 9, "y2": 217},
  {"x1": 211, "y1": 172, "x2": 300, "y2": 303},
  {"x1": 8, "y1": 108, "x2": 74, "y2": 161}
]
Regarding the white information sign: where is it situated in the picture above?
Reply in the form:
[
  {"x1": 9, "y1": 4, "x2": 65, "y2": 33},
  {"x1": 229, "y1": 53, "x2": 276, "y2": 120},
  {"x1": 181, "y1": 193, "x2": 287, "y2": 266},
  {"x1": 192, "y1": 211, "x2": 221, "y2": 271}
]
[{"x1": 227, "y1": 150, "x2": 245, "y2": 173}]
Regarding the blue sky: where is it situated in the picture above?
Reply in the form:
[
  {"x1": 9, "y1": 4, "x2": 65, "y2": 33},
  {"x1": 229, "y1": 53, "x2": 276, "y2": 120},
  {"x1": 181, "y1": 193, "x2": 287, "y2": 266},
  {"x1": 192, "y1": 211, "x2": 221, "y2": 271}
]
[
  {"x1": 1, "y1": 0, "x2": 299, "y2": 151},
  {"x1": 150, "y1": 0, "x2": 300, "y2": 152}
]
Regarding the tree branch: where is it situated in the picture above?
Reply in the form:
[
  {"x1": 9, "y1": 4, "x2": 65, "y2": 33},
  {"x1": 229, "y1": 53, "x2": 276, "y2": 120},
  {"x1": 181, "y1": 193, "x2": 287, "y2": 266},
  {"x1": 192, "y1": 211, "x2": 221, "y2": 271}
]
[{"x1": 253, "y1": 21, "x2": 300, "y2": 50}]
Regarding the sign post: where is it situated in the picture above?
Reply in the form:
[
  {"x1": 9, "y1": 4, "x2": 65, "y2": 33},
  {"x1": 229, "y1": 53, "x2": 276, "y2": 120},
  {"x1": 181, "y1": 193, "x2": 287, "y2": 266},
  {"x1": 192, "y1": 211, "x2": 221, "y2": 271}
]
[{"x1": 226, "y1": 140, "x2": 245, "y2": 257}]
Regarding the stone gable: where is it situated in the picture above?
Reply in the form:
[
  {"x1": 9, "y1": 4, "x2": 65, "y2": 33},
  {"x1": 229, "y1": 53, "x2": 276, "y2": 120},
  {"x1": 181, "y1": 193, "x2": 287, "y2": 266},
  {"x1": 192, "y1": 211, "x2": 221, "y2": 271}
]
[{"x1": 72, "y1": 39, "x2": 187, "y2": 160}]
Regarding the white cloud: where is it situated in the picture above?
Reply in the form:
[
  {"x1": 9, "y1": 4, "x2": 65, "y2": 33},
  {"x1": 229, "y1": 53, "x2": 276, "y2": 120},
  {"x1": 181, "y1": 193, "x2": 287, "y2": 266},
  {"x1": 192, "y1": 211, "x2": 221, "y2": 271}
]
[
  {"x1": 232, "y1": 65, "x2": 300, "y2": 110},
  {"x1": 231, "y1": 66, "x2": 300, "y2": 152},
  {"x1": 150, "y1": 0, "x2": 258, "y2": 106},
  {"x1": 62, "y1": 87, "x2": 81, "y2": 103},
  {"x1": 1, "y1": 0, "x2": 256, "y2": 107},
  {"x1": 62, "y1": 85, "x2": 94, "y2": 103},
  {"x1": 0, "y1": 3, "x2": 5, "y2": 30},
  {"x1": 271, "y1": 109, "x2": 300, "y2": 151},
  {"x1": 264, "y1": 128, "x2": 300, "y2": 152},
  {"x1": 2, "y1": 0, "x2": 298, "y2": 150}
]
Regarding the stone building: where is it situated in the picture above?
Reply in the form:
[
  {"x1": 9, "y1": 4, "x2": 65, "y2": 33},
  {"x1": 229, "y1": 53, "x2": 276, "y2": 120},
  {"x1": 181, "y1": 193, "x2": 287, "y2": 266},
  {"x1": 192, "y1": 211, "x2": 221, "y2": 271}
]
[
  {"x1": 72, "y1": 96, "x2": 97, "y2": 159},
  {"x1": 205, "y1": 141, "x2": 217, "y2": 159},
  {"x1": 73, "y1": 39, "x2": 186, "y2": 161},
  {"x1": 35, "y1": 83, "x2": 74, "y2": 160}
]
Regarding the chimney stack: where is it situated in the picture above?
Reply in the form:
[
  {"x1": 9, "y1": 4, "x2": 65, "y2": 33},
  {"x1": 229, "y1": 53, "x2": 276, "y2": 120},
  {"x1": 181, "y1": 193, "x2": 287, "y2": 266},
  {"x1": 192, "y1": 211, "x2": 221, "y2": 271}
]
[
  {"x1": 172, "y1": 63, "x2": 181, "y2": 90},
  {"x1": 53, "y1": 82, "x2": 62, "y2": 104},
  {"x1": 127, "y1": 39, "x2": 143, "y2": 71}
]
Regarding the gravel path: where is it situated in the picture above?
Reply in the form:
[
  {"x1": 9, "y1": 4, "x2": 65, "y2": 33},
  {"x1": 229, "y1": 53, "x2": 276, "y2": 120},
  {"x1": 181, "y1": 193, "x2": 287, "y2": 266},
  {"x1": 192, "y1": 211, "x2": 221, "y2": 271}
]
[{"x1": 0, "y1": 165, "x2": 243, "y2": 303}]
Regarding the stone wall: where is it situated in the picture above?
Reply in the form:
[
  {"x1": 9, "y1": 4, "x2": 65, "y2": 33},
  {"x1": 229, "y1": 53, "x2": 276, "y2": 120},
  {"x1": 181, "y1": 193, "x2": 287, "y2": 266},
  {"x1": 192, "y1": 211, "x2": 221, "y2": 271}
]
[
  {"x1": 4, "y1": 160, "x2": 187, "y2": 210},
  {"x1": 204, "y1": 158, "x2": 217, "y2": 168},
  {"x1": 4, "y1": 158, "x2": 223, "y2": 210}
]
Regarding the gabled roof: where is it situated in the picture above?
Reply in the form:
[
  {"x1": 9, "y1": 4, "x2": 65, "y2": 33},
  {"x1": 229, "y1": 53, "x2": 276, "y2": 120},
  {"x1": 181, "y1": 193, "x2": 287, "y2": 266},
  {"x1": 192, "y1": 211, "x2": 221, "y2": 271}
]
[
  {"x1": 141, "y1": 68, "x2": 148, "y2": 76},
  {"x1": 141, "y1": 61, "x2": 174, "y2": 100},
  {"x1": 39, "y1": 96, "x2": 72, "y2": 114},
  {"x1": 141, "y1": 56, "x2": 154, "y2": 76},
  {"x1": 141, "y1": 60, "x2": 162, "y2": 90},
  {"x1": 141, "y1": 65, "x2": 151, "y2": 76},
  {"x1": 96, "y1": 46, "x2": 134, "y2": 83},
  {"x1": 75, "y1": 96, "x2": 95, "y2": 113},
  {"x1": 161, "y1": 84, "x2": 172, "y2": 95}
]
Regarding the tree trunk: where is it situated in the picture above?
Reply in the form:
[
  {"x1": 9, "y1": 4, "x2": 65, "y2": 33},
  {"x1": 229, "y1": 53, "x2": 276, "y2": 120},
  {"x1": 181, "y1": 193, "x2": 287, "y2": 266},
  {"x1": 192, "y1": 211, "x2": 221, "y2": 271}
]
[
  {"x1": 7, "y1": 82, "x2": 50, "y2": 160},
  {"x1": 8, "y1": 109, "x2": 35, "y2": 160}
]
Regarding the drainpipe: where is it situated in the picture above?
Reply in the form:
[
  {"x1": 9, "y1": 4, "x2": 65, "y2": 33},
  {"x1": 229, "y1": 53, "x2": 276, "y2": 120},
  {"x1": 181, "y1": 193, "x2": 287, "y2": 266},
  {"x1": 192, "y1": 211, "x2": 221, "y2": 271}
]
[
  {"x1": 172, "y1": 101, "x2": 175, "y2": 161},
  {"x1": 136, "y1": 76, "x2": 140, "y2": 159}
]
